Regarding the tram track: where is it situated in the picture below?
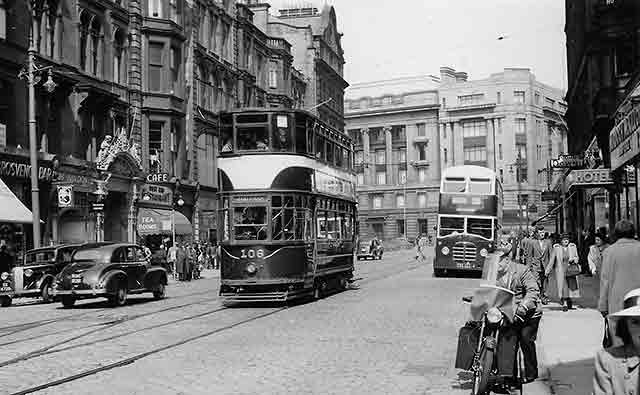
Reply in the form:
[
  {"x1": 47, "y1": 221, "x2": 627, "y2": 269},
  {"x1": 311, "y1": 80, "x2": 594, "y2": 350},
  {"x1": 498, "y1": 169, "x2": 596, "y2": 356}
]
[{"x1": 5, "y1": 253, "x2": 420, "y2": 395}]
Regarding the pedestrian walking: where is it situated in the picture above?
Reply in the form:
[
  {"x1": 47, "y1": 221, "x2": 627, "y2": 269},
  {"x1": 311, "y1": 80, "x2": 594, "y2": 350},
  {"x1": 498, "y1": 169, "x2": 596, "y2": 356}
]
[
  {"x1": 167, "y1": 243, "x2": 178, "y2": 280},
  {"x1": 593, "y1": 287, "x2": 640, "y2": 395},
  {"x1": 599, "y1": 220, "x2": 640, "y2": 347},
  {"x1": 175, "y1": 244, "x2": 187, "y2": 281},
  {"x1": 524, "y1": 225, "x2": 553, "y2": 304},
  {"x1": 518, "y1": 226, "x2": 536, "y2": 264},
  {"x1": 416, "y1": 233, "x2": 428, "y2": 262},
  {"x1": 589, "y1": 231, "x2": 610, "y2": 299},
  {"x1": 545, "y1": 233, "x2": 580, "y2": 311}
]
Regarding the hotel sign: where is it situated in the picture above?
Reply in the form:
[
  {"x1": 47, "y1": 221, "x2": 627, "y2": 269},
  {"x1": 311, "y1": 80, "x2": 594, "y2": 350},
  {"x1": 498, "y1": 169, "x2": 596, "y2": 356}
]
[
  {"x1": 610, "y1": 105, "x2": 640, "y2": 170},
  {"x1": 565, "y1": 168, "x2": 635, "y2": 189}
]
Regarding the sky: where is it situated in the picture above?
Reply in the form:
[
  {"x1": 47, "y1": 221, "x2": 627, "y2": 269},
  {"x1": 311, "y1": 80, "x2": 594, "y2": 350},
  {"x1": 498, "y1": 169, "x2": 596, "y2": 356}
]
[{"x1": 268, "y1": 0, "x2": 567, "y2": 92}]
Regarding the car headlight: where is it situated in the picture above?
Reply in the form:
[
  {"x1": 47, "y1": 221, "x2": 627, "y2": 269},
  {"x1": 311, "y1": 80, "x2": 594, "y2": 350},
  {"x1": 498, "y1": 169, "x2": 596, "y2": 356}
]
[
  {"x1": 246, "y1": 263, "x2": 257, "y2": 274},
  {"x1": 441, "y1": 246, "x2": 450, "y2": 255},
  {"x1": 24, "y1": 269, "x2": 33, "y2": 277},
  {"x1": 480, "y1": 248, "x2": 488, "y2": 257},
  {"x1": 487, "y1": 307, "x2": 502, "y2": 324},
  {"x1": 0, "y1": 272, "x2": 8, "y2": 280}
]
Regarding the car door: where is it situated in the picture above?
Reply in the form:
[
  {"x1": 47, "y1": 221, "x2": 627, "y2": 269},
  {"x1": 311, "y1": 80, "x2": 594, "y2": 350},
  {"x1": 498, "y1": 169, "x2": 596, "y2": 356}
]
[
  {"x1": 133, "y1": 246, "x2": 148, "y2": 290},
  {"x1": 122, "y1": 246, "x2": 140, "y2": 291}
]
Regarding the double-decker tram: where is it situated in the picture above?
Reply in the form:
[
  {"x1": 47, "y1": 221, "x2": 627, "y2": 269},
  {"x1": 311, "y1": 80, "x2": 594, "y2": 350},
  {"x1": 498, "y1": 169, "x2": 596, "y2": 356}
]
[
  {"x1": 217, "y1": 108, "x2": 356, "y2": 302},
  {"x1": 433, "y1": 165, "x2": 503, "y2": 277}
]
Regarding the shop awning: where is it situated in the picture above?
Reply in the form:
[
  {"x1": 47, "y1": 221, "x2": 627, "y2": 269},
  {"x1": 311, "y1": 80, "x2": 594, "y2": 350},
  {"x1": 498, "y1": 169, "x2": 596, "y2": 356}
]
[
  {"x1": 137, "y1": 208, "x2": 192, "y2": 236},
  {"x1": 0, "y1": 177, "x2": 34, "y2": 224}
]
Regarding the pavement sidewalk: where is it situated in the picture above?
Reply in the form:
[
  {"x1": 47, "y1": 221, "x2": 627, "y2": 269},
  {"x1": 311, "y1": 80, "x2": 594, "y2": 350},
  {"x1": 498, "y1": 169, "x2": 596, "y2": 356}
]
[{"x1": 529, "y1": 275, "x2": 603, "y2": 395}]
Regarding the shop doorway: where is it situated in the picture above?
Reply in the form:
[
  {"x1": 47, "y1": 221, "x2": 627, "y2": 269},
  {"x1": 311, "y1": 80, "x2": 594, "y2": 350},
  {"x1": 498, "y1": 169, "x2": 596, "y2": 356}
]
[
  {"x1": 417, "y1": 219, "x2": 429, "y2": 236},
  {"x1": 103, "y1": 191, "x2": 128, "y2": 242}
]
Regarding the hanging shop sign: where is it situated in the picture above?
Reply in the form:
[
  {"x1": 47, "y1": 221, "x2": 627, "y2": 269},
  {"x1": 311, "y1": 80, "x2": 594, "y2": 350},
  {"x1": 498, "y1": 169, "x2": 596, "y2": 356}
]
[
  {"x1": 0, "y1": 159, "x2": 55, "y2": 182},
  {"x1": 610, "y1": 105, "x2": 640, "y2": 171},
  {"x1": 551, "y1": 154, "x2": 585, "y2": 169},
  {"x1": 140, "y1": 184, "x2": 173, "y2": 205},
  {"x1": 57, "y1": 185, "x2": 73, "y2": 208},
  {"x1": 564, "y1": 168, "x2": 635, "y2": 189},
  {"x1": 146, "y1": 172, "x2": 170, "y2": 183}
]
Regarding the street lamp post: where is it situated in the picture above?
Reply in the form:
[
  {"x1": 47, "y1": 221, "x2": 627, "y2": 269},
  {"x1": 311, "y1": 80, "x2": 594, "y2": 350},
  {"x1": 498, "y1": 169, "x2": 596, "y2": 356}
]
[{"x1": 509, "y1": 150, "x2": 524, "y2": 232}]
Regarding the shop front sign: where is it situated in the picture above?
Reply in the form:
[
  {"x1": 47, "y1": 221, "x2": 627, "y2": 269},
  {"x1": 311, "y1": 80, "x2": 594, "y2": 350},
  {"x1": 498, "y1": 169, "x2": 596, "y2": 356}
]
[
  {"x1": 140, "y1": 184, "x2": 172, "y2": 205},
  {"x1": 0, "y1": 160, "x2": 55, "y2": 182},
  {"x1": 57, "y1": 186, "x2": 73, "y2": 208},
  {"x1": 146, "y1": 172, "x2": 170, "y2": 183},
  {"x1": 610, "y1": 105, "x2": 640, "y2": 170}
]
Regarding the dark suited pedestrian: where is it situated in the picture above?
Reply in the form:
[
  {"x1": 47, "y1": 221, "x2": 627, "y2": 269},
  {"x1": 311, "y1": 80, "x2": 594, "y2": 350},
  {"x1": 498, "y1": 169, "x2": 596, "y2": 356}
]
[
  {"x1": 524, "y1": 225, "x2": 553, "y2": 304},
  {"x1": 175, "y1": 244, "x2": 187, "y2": 281}
]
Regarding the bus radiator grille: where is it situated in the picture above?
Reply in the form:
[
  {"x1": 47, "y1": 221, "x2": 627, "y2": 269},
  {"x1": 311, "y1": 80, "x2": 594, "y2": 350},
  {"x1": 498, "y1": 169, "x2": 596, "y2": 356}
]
[{"x1": 452, "y1": 244, "x2": 477, "y2": 264}]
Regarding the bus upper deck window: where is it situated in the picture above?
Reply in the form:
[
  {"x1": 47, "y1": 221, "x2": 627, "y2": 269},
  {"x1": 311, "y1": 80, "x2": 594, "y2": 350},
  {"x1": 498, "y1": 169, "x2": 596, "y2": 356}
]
[
  {"x1": 469, "y1": 178, "x2": 492, "y2": 194},
  {"x1": 443, "y1": 177, "x2": 466, "y2": 193}
]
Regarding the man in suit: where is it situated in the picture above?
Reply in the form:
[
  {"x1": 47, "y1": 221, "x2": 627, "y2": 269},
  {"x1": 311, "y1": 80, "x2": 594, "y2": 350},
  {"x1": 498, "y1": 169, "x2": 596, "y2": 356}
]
[{"x1": 525, "y1": 225, "x2": 553, "y2": 304}]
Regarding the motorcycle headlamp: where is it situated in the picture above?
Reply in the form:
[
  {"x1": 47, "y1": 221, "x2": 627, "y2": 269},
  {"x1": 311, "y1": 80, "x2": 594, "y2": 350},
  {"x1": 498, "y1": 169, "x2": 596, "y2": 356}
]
[
  {"x1": 487, "y1": 307, "x2": 502, "y2": 324},
  {"x1": 441, "y1": 246, "x2": 450, "y2": 256},
  {"x1": 0, "y1": 272, "x2": 8, "y2": 281}
]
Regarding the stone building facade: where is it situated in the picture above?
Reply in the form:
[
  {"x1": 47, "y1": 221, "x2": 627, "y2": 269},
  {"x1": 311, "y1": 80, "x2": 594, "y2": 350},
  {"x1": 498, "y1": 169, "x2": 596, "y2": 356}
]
[{"x1": 0, "y1": 0, "x2": 313, "y2": 253}]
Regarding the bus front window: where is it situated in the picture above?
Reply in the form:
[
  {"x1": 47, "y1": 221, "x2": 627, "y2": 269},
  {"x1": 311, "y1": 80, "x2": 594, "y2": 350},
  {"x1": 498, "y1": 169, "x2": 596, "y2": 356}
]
[
  {"x1": 443, "y1": 177, "x2": 466, "y2": 193},
  {"x1": 439, "y1": 216, "x2": 464, "y2": 236},
  {"x1": 467, "y1": 218, "x2": 493, "y2": 239},
  {"x1": 234, "y1": 207, "x2": 267, "y2": 240},
  {"x1": 468, "y1": 178, "x2": 492, "y2": 194}
]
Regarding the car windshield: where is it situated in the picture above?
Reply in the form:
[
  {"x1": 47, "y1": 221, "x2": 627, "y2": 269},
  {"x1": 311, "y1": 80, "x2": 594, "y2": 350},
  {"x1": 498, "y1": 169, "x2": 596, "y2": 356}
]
[
  {"x1": 73, "y1": 249, "x2": 106, "y2": 261},
  {"x1": 22, "y1": 250, "x2": 55, "y2": 266},
  {"x1": 439, "y1": 216, "x2": 465, "y2": 236},
  {"x1": 467, "y1": 218, "x2": 493, "y2": 239}
]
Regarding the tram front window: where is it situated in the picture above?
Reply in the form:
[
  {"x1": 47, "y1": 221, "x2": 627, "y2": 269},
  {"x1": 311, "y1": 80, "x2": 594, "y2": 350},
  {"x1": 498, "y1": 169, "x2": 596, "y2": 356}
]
[
  {"x1": 234, "y1": 206, "x2": 267, "y2": 240},
  {"x1": 467, "y1": 218, "x2": 493, "y2": 239},
  {"x1": 439, "y1": 216, "x2": 464, "y2": 237},
  {"x1": 237, "y1": 126, "x2": 269, "y2": 151}
]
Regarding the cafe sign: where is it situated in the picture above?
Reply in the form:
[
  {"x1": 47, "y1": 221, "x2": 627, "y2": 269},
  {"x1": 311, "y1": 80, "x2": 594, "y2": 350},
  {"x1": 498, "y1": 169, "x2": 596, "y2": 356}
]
[{"x1": 610, "y1": 105, "x2": 640, "y2": 170}]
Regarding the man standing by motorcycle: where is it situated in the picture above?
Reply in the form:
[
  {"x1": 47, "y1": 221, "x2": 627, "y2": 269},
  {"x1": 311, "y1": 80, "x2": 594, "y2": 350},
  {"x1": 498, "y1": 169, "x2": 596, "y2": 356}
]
[{"x1": 493, "y1": 238, "x2": 543, "y2": 384}]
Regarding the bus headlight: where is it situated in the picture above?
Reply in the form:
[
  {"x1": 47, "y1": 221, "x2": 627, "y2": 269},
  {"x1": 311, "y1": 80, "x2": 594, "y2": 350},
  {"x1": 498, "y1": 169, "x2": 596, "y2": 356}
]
[
  {"x1": 441, "y1": 247, "x2": 450, "y2": 255},
  {"x1": 0, "y1": 272, "x2": 8, "y2": 280},
  {"x1": 487, "y1": 307, "x2": 502, "y2": 324},
  {"x1": 246, "y1": 263, "x2": 257, "y2": 275},
  {"x1": 480, "y1": 249, "x2": 488, "y2": 257}
]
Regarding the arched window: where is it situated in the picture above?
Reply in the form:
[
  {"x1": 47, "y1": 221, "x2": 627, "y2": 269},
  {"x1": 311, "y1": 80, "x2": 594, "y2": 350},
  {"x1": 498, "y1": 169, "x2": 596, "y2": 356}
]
[
  {"x1": 198, "y1": 65, "x2": 210, "y2": 109},
  {"x1": 79, "y1": 11, "x2": 91, "y2": 70},
  {"x1": 212, "y1": 71, "x2": 220, "y2": 111},
  {"x1": 113, "y1": 29, "x2": 125, "y2": 84},
  {"x1": 37, "y1": 0, "x2": 60, "y2": 57},
  {"x1": 90, "y1": 18, "x2": 101, "y2": 75}
]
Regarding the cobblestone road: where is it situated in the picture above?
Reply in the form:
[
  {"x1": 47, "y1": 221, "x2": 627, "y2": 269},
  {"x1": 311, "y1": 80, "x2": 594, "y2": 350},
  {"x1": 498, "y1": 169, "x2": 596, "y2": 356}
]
[{"x1": 0, "y1": 249, "x2": 536, "y2": 395}]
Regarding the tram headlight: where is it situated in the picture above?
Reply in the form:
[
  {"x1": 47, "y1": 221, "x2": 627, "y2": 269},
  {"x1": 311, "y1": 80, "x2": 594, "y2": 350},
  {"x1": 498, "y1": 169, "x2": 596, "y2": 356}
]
[
  {"x1": 24, "y1": 269, "x2": 33, "y2": 277},
  {"x1": 487, "y1": 307, "x2": 502, "y2": 324},
  {"x1": 441, "y1": 246, "x2": 450, "y2": 256},
  {"x1": 0, "y1": 272, "x2": 8, "y2": 280},
  {"x1": 246, "y1": 263, "x2": 257, "y2": 275},
  {"x1": 480, "y1": 248, "x2": 488, "y2": 257}
]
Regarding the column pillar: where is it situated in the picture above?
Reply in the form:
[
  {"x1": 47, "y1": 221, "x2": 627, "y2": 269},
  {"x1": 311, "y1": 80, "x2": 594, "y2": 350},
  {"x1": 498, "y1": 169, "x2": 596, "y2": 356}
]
[
  {"x1": 384, "y1": 126, "x2": 393, "y2": 184},
  {"x1": 487, "y1": 118, "x2": 496, "y2": 170},
  {"x1": 453, "y1": 122, "x2": 464, "y2": 166},
  {"x1": 361, "y1": 128, "x2": 370, "y2": 184},
  {"x1": 431, "y1": 119, "x2": 441, "y2": 182}
]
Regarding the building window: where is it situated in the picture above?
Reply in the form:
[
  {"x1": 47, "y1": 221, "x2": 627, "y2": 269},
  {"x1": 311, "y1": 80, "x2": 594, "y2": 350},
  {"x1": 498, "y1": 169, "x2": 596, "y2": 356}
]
[
  {"x1": 534, "y1": 92, "x2": 540, "y2": 105},
  {"x1": 0, "y1": 0, "x2": 6, "y2": 40},
  {"x1": 357, "y1": 172, "x2": 365, "y2": 185},
  {"x1": 462, "y1": 120, "x2": 487, "y2": 138},
  {"x1": 170, "y1": 46, "x2": 181, "y2": 95},
  {"x1": 417, "y1": 123, "x2": 426, "y2": 137},
  {"x1": 268, "y1": 65, "x2": 278, "y2": 88},
  {"x1": 515, "y1": 118, "x2": 526, "y2": 134},
  {"x1": 497, "y1": 118, "x2": 502, "y2": 134},
  {"x1": 149, "y1": 0, "x2": 162, "y2": 17},
  {"x1": 398, "y1": 169, "x2": 407, "y2": 185},
  {"x1": 515, "y1": 144, "x2": 528, "y2": 182},
  {"x1": 499, "y1": 169, "x2": 504, "y2": 183},
  {"x1": 391, "y1": 125, "x2": 406, "y2": 141},
  {"x1": 37, "y1": 0, "x2": 60, "y2": 58},
  {"x1": 418, "y1": 168, "x2": 426, "y2": 183},
  {"x1": 418, "y1": 143, "x2": 427, "y2": 161},
  {"x1": 396, "y1": 194, "x2": 405, "y2": 208},
  {"x1": 113, "y1": 29, "x2": 125, "y2": 84},
  {"x1": 169, "y1": 0, "x2": 178, "y2": 23},
  {"x1": 498, "y1": 144, "x2": 503, "y2": 160},
  {"x1": 517, "y1": 194, "x2": 529, "y2": 208},
  {"x1": 514, "y1": 90, "x2": 525, "y2": 104},
  {"x1": 355, "y1": 151, "x2": 364, "y2": 165},
  {"x1": 442, "y1": 98, "x2": 446, "y2": 108},
  {"x1": 458, "y1": 94, "x2": 484, "y2": 106},
  {"x1": 398, "y1": 148, "x2": 406, "y2": 163},
  {"x1": 375, "y1": 150, "x2": 385, "y2": 164},
  {"x1": 148, "y1": 121, "x2": 164, "y2": 173},
  {"x1": 376, "y1": 171, "x2": 386, "y2": 185},
  {"x1": 536, "y1": 144, "x2": 542, "y2": 160},
  {"x1": 443, "y1": 148, "x2": 448, "y2": 164},
  {"x1": 464, "y1": 147, "x2": 487, "y2": 163},
  {"x1": 397, "y1": 220, "x2": 405, "y2": 237},
  {"x1": 497, "y1": 91, "x2": 501, "y2": 104},
  {"x1": 614, "y1": 42, "x2": 635, "y2": 76},
  {"x1": 79, "y1": 11, "x2": 91, "y2": 71},
  {"x1": 372, "y1": 195, "x2": 383, "y2": 209},
  {"x1": 418, "y1": 193, "x2": 426, "y2": 208},
  {"x1": 149, "y1": 42, "x2": 163, "y2": 92}
]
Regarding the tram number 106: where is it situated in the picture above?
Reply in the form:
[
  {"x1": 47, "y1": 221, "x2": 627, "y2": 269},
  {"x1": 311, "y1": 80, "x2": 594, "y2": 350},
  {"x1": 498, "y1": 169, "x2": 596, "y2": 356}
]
[{"x1": 240, "y1": 249, "x2": 265, "y2": 259}]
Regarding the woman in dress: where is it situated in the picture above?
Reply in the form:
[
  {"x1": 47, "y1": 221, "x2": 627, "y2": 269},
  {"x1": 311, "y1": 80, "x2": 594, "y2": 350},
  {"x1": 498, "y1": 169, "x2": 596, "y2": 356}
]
[
  {"x1": 588, "y1": 231, "x2": 610, "y2": 300},
  {"x1": 545, "y1": 233, "x2": 581, "y2": 311}
]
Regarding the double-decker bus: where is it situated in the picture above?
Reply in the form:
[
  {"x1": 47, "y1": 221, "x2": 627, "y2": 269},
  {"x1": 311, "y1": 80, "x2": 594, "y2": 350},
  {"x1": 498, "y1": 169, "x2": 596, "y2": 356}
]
[
  {"x1": 433, "y1": 165, "x2": 503, "y2": 277},
  {"x1": 217, "y1": 108, "x2": 356, "y2": 302}
]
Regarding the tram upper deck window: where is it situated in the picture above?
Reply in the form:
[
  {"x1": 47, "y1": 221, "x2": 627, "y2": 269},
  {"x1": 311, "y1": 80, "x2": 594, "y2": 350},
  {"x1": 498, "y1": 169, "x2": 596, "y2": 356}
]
[
  {"x1": 467, "y1": 218, "x2": 493, "y2": 239},
  {"x1": 439, "y1": 216, "x2": 464, "y2": 237},
  {"x1": 233, "y1": 206, "x2": 267, "y2": 241},
  {"x1": 443, "y1": 177, "x2": 467, "y2": 193},
  {"x1": 271, "y1": 114, "x2": 293, "y2": 151},
  {"x1": 237, "y1": 125, "x2": 269, "y2": 151},
  {"x1": 468, "y1": 178, "x2": 492, "y2": 194},
  {"x1": 315, "y1": 133, "x2": 326, "y2": 160},
  {"x1": 295, "y1": 114, "x2": 308, "y2": 153},
  {"x1": 220, "y1": 113, "x2": 234, "y2": 153}
]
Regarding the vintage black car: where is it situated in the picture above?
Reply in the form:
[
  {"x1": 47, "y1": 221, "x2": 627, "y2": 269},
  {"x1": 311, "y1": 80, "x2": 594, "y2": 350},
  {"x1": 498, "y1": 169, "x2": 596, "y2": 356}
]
[
  {"x1": 53, "y1": 243, "x2": 168, "y2": 308},
  {"x1": 0, "y1": 244, "x2": 85, "y2": 307}
]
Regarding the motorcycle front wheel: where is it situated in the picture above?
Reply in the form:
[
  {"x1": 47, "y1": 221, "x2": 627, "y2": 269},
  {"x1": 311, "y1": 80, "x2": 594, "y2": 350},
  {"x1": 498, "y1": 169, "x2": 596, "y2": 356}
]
[{"x1": 472, "y1": 346, "x2": 493, "y2": 395}]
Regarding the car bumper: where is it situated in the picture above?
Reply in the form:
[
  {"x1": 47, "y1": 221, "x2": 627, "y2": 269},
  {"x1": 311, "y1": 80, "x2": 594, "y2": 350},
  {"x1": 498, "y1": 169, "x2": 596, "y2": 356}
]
[{"x1": 53, "y1": 288, "x2": 107, "y2": 297}]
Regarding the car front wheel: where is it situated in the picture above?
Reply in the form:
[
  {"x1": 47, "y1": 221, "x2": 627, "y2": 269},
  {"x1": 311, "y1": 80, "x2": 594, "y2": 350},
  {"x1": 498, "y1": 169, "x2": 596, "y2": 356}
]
[
  {"x1": 41, "y1": 282, "x2": 53, "y2": 303},
  {"x1": 153, "y1": 283, "x2": 166, "y2": 300},
  {"x1": 110, "y1": 283, "x2": 128, "y2": 307}
]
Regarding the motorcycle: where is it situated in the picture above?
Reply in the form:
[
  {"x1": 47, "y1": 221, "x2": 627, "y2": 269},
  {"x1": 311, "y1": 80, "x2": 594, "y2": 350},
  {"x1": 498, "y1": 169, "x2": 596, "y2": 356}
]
[{"x1": 455, "y1": 284, "x2": 525, "y2": 395}]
